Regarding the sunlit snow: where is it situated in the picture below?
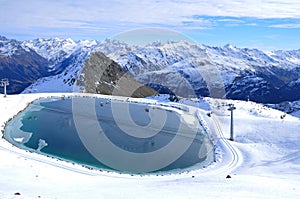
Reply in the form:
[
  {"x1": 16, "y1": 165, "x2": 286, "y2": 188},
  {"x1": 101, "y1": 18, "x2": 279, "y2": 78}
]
[{"x1": 0, "y1": 93, "x2": 299, "y2": 198}]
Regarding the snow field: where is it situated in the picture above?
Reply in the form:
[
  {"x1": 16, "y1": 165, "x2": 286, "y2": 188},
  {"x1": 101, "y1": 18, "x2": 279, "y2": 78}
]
[{"x1": 0, "y1": 93, "x2": 300, "y2": 199}]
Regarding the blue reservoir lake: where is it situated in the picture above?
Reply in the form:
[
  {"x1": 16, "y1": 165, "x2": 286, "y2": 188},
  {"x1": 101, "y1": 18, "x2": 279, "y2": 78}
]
[{"x1": 4, "y1": 96, "x2": 214, "y2": 173}]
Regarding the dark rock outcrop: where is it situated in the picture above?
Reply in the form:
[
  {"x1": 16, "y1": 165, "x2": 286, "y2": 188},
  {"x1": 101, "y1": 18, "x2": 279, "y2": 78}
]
[{"x1": 80, "y1": 52, "x2": 158, "y2": 97}]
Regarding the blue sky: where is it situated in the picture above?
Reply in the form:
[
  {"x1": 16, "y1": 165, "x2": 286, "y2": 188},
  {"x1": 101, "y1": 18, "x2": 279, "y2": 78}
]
[{"x1": 1, "y1": 0, "x2": 300, "y2": 50}]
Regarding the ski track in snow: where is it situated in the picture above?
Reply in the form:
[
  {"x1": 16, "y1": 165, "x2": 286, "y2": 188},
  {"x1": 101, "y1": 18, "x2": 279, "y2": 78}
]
[
  {"x1": 211, "y1": 115, "x2": 241, "y2": 174},
  {"x1": 189, "y1": 115, "x2": 242, "y2": 177}
]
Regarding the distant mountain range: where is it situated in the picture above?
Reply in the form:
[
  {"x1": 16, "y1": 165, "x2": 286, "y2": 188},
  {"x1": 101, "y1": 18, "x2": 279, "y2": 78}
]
[{"x1": 0, "y1": 36, "x2": 299, "y2": 103}]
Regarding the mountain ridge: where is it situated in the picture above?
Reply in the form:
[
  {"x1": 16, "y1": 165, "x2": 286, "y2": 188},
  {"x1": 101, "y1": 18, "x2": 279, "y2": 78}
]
[
  {"x1": 1, "y1": 36, "x2": 299, "y2": 103},
  {"x1": 98, "y1": 39, "x2": 300, "y2": 103}
]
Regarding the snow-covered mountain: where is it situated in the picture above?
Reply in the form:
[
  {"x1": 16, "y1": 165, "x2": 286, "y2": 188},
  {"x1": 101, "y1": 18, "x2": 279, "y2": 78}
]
[
  {"x1": 1, "y1": 36, "x2": 299, "y2": 103},
  {"x1": 23, "y1": 38, "x2": 78, "y2": 64},
  {"x1": 22, "y1": 38, "x2": 99, "y2": 74},
  {"x1": 0, "y1": 36, "x2": 101, "y2": 94},
  {"x1": 22, "y1": 46, "x2": 92, "y2": 93},
  {"x1": 0, "y1": 36, "x2": 50, "y2": 93},
  {"x1": 20, "y1": 39, "x2": 157, "y2": 97},
  {"x1": 98, "y1": 40, "x2": 300, "y2": 103},
  {"x1": 0, "y1": 36, "x2": 28, "y2": 57}
]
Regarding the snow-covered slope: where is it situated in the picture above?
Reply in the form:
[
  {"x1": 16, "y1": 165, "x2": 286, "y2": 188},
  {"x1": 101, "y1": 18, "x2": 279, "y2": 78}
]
[
  {"x1": 19, "y1": 38, "x2": 101, "y2": 93},
  {"x1": 0, "y1": 93, "x2": 299, "y2": 198},
  {"x1": 21, "y1": 47, "x2": 92, "y2": 93}
]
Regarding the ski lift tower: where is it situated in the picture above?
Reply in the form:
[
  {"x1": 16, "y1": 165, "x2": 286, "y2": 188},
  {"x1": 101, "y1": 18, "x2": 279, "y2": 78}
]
[
  {"x1": 1, "y1": 78, "x2": 9, "y2": 97},
  {"x1": 228, "y1": 103, "x2": 236, "y2": 141}
]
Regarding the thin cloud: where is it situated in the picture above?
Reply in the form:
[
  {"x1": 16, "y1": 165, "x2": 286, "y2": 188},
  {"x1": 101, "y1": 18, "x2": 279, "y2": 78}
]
[
  {"x1": 263, "y1": 34, "x2": 280, "y2": 39},
  {"x1": 217, "y1": 19, "x2": 245, "y2": 23},
  {"x1": 269, "y1": 23, "x2": 300, "y2": 28},
  {"x1": 246, "y1": 23, "x2": 258, "y2": 27},
  {"x1": 1, "y1": 0, "x2": 300, "y2": 30}
]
